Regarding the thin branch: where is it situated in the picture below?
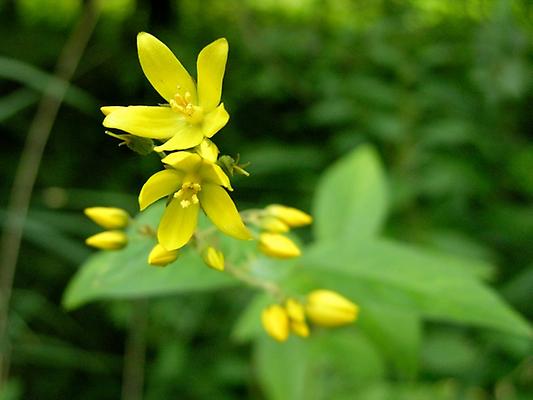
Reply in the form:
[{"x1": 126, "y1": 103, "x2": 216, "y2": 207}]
[
  {"x1": 121, "y1": 300, "x2": 149, "y2": 400},
  {"x1": 0, "y1": 0, "x2": 100, "y2": 384}
]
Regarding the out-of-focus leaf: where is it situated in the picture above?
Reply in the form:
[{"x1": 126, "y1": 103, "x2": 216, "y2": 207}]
[
  {"x1": 0, "y1": 56, "x2": 96, "y2": 113},
  {"x1": 63, "y1": 202, "x2": 237, "y2": 309},
  {"x1": 358, "y1": 305, "x2": 421, "y2": 378},
  {"x1": 313, "y1": 145, "x2": 388, "y2": 241},
  {"x1": 0, "y1": 88, "x2": 38, "y2": 121},
  {"x1": 300, "y1": 239, "x2": 531, "y2": 337},
  {"x1": 254, "y1": 329, "x2": 385, "y2": 400},
  {"x1": 232, "y1": 293, "x2": 271, "y2": 342}
]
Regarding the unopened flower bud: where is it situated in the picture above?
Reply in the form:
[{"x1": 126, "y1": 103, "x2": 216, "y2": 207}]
[
  {"x1": 290, "y1": 321, "x2": 310, "y2": 338},
  {"x1": 265, "y1": 204, "x2": 312, "y2": 228},
  {"x1": 148, "y1": 243, "x2": 179, "y2": 267},
  {"x1": 305, "y1": 290, "x2": 358, "y2": 327},
  {"x1": 285, "y1": 298, "x2": 305, "y2": 322},
  {"x1": 85, "y1": 230, "x2": 127, "y2": 250},
  {"x1": 84, "y1": 207, "x2": 130, "y2": 229},
  {"x1": 261, "y1": 305, "x2": 289, "y2": 342},
  {"x1": 196, "y1": 138, "x2": 219, "y2": 163},
  {"x1": 259, "y1": 233, "x2": 301, "y2": 259},
  {"x1": 203, "y1": 246, "x2": 225, "y2": 271},
  {"x1": 260, "y1": 217, "x2": 290, "y2": 233}
]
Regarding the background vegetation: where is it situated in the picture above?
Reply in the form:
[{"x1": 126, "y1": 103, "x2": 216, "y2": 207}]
[{"x1": 0, "y1": 0, "x2": 531, "y2": 399}]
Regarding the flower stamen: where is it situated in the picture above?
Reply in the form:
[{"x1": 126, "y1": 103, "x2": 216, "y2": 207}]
[{"x1": 174, "y1": 182, "x2": 202, "y2": 208}]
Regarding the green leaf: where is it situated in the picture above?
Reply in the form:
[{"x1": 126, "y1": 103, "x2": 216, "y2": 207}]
[
  {"x1": 313, "y1": 145, "x2": 388, "y2": 241},
  {"x1": 358, "y1": 305, "x2": 421, "y2": 378},
  {"x1": 63, "y1": 203, "x2": 237, "y2": 309},
  {"x1": 254, "y1": 329, "x2": 385, "y2": 400},
  {"x1": 300, "y1": 239, "x2": 531, "y2": 337},
  {"x1": 232, "y1": 293, "x2": 272, "y2": 343},
  {"x1": 0, "y1": 56, "x2": 96, "y2": 113}
]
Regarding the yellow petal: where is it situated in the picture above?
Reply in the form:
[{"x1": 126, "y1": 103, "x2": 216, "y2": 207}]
[
  {"x1": 137, "y1": 32, "x2": 197, "y2": 104},
  {"x1": 157, "y1": 199, "x2": 199, "y2": 250},
  {"x1": 198, "y1": 183, "x2": 251, "y2": 240},
  {"x1": 100, "y1": 106, "x2": 124, "y2": 116},
  {"x1": 197, "y1": 38, "x2": 228, "y2": 111},
  {"x1": 195, "y1": 138, "x2": 219, "y2": 163},
  {"x1": 103, "y1": 106, "x2": 185, "y2": 139},
  {"x1": 139, "y1": 169, "x2": 182, "y2": 211},
  {"x1": 153, "y1": 125, "x2": 204, "y2": 152},
  {"x1": 198, "y1": 162, "x2": 232, "y2": 190},
  {"x1": 161, "y1": 151, "x2": 202, "y2": 171},
  {"x1": 202, "y1": 103, "x2": 229, "y2": 138}
]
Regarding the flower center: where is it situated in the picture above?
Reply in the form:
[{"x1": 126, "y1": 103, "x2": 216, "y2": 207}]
[
  {"x1": 169, "y1": 88, "x2": 204, "y2": 124},
  {"x1": 174, "y1": 182, "x2": 201, "y2": 208}
]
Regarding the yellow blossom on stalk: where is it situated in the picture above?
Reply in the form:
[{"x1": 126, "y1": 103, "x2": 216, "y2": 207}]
[
  {"x1": 203, "y1": 246, "x2": 225, "y2": 271},
  {"x1": 84, "y1": 207, "x2": 130, "y2": 229},
  {"x1": 85, "y1": 230, "x2": 127, "y2": 250},
  {"x1": 139, "y1": 151, "x2": 251, "y2": 250},
  {"x1": 258, "y1": 233, "x2": 301, "y2": 259},
  {"x1": 261, "y1": 305, "x2": 289, "y2": 342},
  {"x1": 305, "y1": 290, "x2": 359, "y2": 327},
  {"x1": 148, "y1": 243, "x2": 179, "y2": 267},
  {"x1": 102, "y1": 32, "x2": 230, "y2": 152},
  {"x1": 265, "y1": 204, "x2": 312, "y2": 228}
]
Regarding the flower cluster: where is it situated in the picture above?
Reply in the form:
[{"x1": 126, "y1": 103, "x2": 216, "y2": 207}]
[
  {"x1": 83, "y1": 33, "x2": 359, "y2": 342},
  {"x1": 262, "y1": 290, "x2": 359, "y2": 342}
]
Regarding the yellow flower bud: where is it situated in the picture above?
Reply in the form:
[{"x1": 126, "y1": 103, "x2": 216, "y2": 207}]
[
  {"x1": 285, "y1": 298, "x2": 305, "y2": 322},
  {"x1": 148, "y1": 243, "x2": 179, "y2": 267},
  {"x1": 305, "y1": 290, "x2": 359, "y2": 327},
  {"x1": 203, "y1": 247, "x2": 225, "y2": 271},
  {"x1": 258, "y1": 233, "x2": 301, "y2": 259},
  {"x1": 261, "y1": 305, "x2": 289, "y2": 342},
  {"x1": 260, "y1": 216, "x2": 290, "y2": 233},
  {"x1": 290, "y1": 321, "x2": 310, "y2": 338},
  {"x1": 84, "y1": 207, "x2": 130, "y2": 229},
  {"x1": 265, "y1": 204, "x2": 312, "y2": 228},
  {"x1": 85, "y1": 230, "x2": 127, "y2": 250}
]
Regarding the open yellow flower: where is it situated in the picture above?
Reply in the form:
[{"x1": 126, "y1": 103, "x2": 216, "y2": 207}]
[
  {"x1": 102, "y1": 32, "x2": 230, "y2": 152},
  {"x1": 139, "y1": 152, "x2": 251, "y2": 250}
]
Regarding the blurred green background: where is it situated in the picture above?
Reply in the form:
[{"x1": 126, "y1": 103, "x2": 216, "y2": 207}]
[{"x1": 1, "y1": 0, "x2": 532, "y2": 399}]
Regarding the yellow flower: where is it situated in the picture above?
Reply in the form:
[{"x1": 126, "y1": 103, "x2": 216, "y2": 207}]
[
  {"x1": 261, "y1": 305, "x2": 289, "y2": 342},
  {"x1": 84, "y1": 207, "x2": 130, "y2": 229},
  {"x1": 139, "y1": 151, "x2": 251, "y2": 250},
  {"x1": 265, "y1": 204, "x2": 312, "y2": 228},
  {"x1": 258, "y1": 233, "x2": 301, "y2": 259},
  {"x1": 102, "y1": 32, "x2": 230, "y2": 152},
  {"x1": 203, "y1": 246, "x2": 225, "y2": 271},
  {"x1": 305, "y1": 290, "x2": 359, "y2": 327},
  {"x1": 85, "y1": 230, "x2": 127, "y2": 250},
  {"x1": 148, "y1": 243, "x2": 179, "y2": 267}
]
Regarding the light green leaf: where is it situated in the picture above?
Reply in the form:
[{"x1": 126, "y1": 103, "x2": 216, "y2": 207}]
[
  {"x1": 313, "y1": 145, "x2": 388, "y2": 241},
  {"x1": 358, "y1": 305, "x2": 421, "y2": 378},
  {"x1": 63, "y1": 202, "x2": 237, "y2": 310},
  {"x1": 255, "y1": 329, "x2": 385, "y2": 400},
  {"x1": 300, "y1": 239, "x2": 531, "y2": 337}
]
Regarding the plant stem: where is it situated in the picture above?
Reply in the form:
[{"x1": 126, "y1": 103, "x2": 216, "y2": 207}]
[
  {"x1": 121, "y1": 299, "x2": 149, "y2": 400},
  {"x1": 0, "y1": 0, "x2": 100, "y2": 385}
]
